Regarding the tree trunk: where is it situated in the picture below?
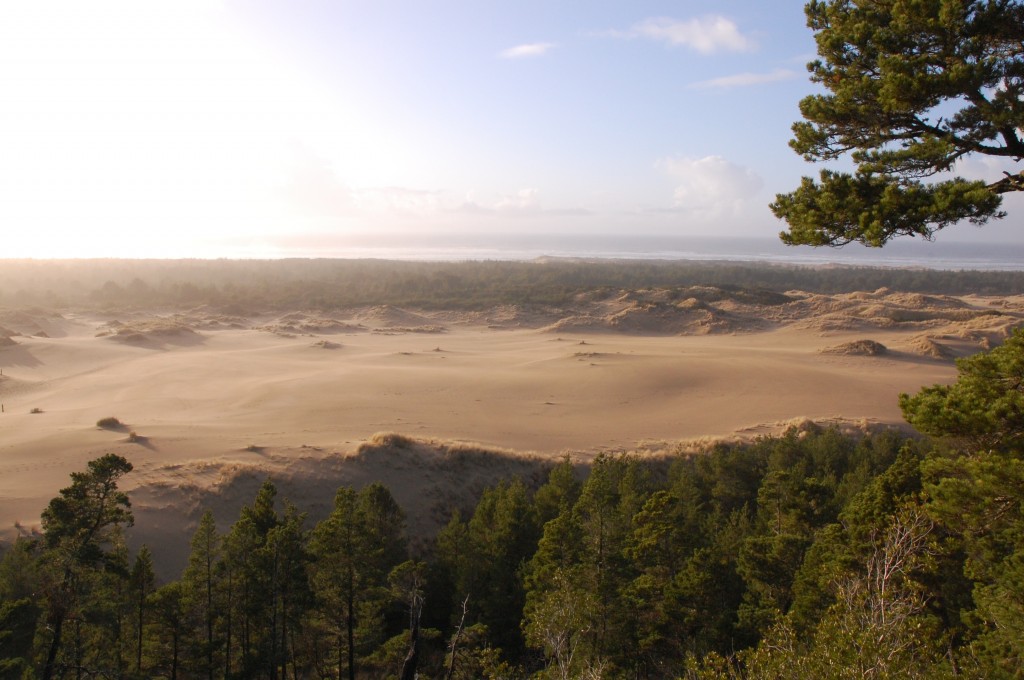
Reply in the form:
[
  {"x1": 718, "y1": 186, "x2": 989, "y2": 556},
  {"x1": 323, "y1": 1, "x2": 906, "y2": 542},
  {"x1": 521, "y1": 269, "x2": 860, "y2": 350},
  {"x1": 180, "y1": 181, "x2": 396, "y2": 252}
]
[
  {"x1": 171, "y1": 629, "x2": 179, "y2": 680},
  {"x1": 346, "y1": 565, "x2": 355, "y2": 680},
  {"x1": 41, "y1": 610, "x2": 64, "y2": 680},
  {"x1": 206, "y1": 550, "x2": 214, "y2": 680},
  {"x1": 137, "y1": 593, "x2": 145, "y2": 673},
  {"x1": 399, "y1": 606, "x2": 421, "y2": 680},
  {"x1": 225, "y1": 568, "x2": 233, "y2": 680}
]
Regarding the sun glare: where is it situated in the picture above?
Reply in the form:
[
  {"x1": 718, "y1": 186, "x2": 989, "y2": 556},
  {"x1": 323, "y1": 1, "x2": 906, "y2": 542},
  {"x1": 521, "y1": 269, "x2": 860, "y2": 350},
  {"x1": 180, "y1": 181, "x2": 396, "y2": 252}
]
[{"x1": 0, "y1": 1, "x2": 396, "y2": 259}]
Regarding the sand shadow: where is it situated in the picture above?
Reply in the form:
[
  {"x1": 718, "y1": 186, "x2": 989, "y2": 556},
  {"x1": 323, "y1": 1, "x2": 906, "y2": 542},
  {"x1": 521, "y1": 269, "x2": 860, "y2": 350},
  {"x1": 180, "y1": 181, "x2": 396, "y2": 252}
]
[
  {"x1": 105, "y1": 331, "x2": 208, "y2": 350},
  {"x1": 0, "y1": 344, "x2": 43, "y2": 369},
  {"x1": 127, "y1": 434, "x2": 158, "y2": 451}
]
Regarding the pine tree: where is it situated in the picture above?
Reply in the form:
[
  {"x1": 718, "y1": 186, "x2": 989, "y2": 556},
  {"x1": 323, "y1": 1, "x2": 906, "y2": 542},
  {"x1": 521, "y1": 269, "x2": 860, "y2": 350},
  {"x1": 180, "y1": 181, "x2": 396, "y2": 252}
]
[
  {"x1": 129, "y1": 545, "x2": 156, "y2": 676},
  {"x1": 37, "y1": 454, "x2": 134, "y2": 680},
  {"x1": 308, "y1": 484, "x2": 408, "y2": 680},
  {"x1": 180, "y1": 509, "x2": 222, "y2": 680},
  {"x1": 222, "y1": 479, "x2": 281, "y2": 677},
  {"x1": 773, "y1": 0, "x2": 1023, "y2": 247}
]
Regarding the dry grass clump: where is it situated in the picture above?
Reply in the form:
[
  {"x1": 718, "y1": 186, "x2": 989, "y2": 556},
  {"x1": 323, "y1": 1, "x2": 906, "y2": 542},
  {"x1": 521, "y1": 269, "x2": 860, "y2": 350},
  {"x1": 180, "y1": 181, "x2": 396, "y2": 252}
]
[
  {"x1": 365, "y1": 432, "x2": 417, "y2": 449},
  {"x1": 910, "y1": 336, "x2": 956, "y2": 359},
  {"x1": 821, "y1": 339, "x2": 889, "y2": 356},
  {"x1": 371, "y1": 325, "x2": 447, "y2": 334},
  {"x1": 99, "y1": 320, "x2": 198, "y2": 343},
  {"x1": 96, "y1": 416, "x2": 123, "y2": 429}
]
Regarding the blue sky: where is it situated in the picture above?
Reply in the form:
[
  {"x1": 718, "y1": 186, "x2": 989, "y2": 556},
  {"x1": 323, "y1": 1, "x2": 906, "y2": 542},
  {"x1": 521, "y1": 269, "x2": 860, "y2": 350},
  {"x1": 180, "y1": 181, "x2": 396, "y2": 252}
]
[{"x1": 0, "y1": 1, "x2": 1019, "y2": 258}]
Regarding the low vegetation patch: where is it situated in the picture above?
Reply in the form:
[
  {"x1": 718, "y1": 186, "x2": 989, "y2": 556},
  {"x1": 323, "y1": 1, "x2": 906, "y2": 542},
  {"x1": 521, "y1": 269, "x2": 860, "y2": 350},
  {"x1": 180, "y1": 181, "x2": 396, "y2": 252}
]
[{"x1": 821, "y1": 339, "x2": 889, "y2": 356}]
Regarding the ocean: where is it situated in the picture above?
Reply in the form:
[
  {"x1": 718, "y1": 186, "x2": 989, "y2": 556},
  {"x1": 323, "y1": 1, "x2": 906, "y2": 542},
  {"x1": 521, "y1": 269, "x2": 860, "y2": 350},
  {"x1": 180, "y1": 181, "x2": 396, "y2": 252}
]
[{"x1": 293, "y1": 233, "x2": 1024, "y2": 271}]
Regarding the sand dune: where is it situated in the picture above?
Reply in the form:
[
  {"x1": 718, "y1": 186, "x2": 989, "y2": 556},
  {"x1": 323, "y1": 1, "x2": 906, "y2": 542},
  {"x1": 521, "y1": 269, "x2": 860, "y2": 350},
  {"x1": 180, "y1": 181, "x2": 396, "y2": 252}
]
[{"x1": 1, "y1": 289, "x2": 1021, "y2": 575}]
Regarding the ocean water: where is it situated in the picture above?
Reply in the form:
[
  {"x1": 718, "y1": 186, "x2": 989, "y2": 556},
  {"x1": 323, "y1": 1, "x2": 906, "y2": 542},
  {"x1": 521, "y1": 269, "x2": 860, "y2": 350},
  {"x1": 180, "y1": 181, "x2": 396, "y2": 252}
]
[{"x1": 300, "y1": 234, "x2": 1024, "y2": 271}]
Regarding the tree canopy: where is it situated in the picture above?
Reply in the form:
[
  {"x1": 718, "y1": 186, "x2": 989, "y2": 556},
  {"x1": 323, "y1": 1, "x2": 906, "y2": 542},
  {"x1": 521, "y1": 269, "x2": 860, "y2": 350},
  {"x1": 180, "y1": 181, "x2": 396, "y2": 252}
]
[
  {"x1": 772, "y1": 0, "x2": 1024, "y2": 247},
  {"x1": 900, "y1": 327, "x2": 1024, "y2": 453}
]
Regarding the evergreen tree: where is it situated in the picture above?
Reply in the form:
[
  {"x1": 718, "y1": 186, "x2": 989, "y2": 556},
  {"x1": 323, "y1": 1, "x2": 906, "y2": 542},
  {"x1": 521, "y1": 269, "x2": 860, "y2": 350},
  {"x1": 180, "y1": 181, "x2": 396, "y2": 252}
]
[
  {"x1": 524, "y1": 455, "x2": 651, "y2": 674},
  {"x1": 0, "y1": 539, "x2": 41, "y2": 677},
  {"x1": 308, "y1": 484, "x2": 408, "y2": 680},
  {"x1": 773, "y1": 0, "x2": 1023, "y2": 247},
  {"x1": 902, "y1": 329, "x2": 1024, "y2": 673},
  {"x1": 222, "y1": 479, "x2": 281, "y2": 678},
  {"x1": 180, "y1": 509, "x2": 222, "y2": 680},
  {"x1": 129, "y1": 545, "x2": 156, "y2": 676},
  {"x1": 444, "y1": 479, "x2": 539, "y2": 659},
  {"x1": 36, "y1": 453, "x2": 134, "y2": 680},
  {"x1": 149, "y1": 581, "x2": 187, "y2": 680},
  {"x1": 266, "y1": 501, "x2": 312, "y2": 680}
]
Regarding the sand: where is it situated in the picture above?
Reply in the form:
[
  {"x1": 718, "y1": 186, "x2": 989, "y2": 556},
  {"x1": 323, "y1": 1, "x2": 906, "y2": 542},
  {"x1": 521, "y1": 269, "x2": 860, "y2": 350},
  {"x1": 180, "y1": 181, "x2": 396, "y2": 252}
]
[{"x1": 1, "y1": 289, "x2": 1021, "y2": 575}]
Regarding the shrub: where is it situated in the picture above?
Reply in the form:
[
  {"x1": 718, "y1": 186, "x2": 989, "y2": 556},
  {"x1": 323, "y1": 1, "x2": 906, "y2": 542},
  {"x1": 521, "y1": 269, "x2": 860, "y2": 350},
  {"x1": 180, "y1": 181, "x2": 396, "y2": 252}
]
[{"x1": 96, "y1": 417, "x2": 122, "y2": 429}]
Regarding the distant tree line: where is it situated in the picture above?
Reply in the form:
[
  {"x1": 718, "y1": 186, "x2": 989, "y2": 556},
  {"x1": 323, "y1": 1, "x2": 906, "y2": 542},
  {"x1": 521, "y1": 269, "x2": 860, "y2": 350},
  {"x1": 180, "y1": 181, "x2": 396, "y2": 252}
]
[
  {"x1": 3, "y1": 259, "x2": 1024, "y2": 312},
  {"x1": 3, "y1": 330, "x2": 1024, "y2": 678}
]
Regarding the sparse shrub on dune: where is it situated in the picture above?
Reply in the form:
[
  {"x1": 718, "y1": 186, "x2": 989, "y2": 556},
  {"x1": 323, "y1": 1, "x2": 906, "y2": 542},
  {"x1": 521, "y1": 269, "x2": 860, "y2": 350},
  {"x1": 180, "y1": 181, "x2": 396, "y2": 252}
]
[
  {"x1": 821, "y1": 339, "x2": 889, "y2": 356},
  {"x1": 365, "y1": 431, "x2": 416, "y2": 449},
  {"x1": 96, "y1": 416, "x2": 123, "y2": 429}
]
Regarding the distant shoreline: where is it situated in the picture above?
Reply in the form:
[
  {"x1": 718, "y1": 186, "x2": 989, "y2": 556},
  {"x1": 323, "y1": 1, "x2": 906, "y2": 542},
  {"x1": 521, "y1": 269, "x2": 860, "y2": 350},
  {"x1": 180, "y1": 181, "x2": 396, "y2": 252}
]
[
  {"x1": 6, "y1": 234, "x2": 1024, "y2": 270},
  {"x1": 276, "y1": 235, "x2": 1024, "y2": 271}
]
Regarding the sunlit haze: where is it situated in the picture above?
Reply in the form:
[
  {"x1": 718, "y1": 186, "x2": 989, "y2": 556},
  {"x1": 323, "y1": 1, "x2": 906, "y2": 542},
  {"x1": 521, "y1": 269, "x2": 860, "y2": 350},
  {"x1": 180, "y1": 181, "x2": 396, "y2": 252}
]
[{"x1": 2, "y1": 1, "x2": 1020, "y2": 258}]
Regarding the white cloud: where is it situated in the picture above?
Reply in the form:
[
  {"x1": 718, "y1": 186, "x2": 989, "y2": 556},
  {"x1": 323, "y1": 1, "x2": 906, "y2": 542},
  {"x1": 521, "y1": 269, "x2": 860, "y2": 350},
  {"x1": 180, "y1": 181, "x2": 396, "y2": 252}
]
[
  {"x1": 630, "y1": 16, "x2": 755, "y2": 54},
  {"x1": 499, "y1": 42, "x2": 555, "y2": 59},
  {"x1": 659, "y1": 155, "x2": 763, "y2": 218},
  {"x1": 691, "y1": 68, "x2": 799, "y2": 89}
]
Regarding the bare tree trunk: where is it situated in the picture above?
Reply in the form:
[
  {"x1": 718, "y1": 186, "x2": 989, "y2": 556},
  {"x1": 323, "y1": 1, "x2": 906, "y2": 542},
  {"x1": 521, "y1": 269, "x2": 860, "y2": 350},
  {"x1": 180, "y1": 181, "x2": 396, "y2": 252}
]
[
  {"x1": 399, "y1": 601, "x2": 422, "y2": 680},
  {"x1": 445, "y1": 596, "x2": 470, "y2": 680}
]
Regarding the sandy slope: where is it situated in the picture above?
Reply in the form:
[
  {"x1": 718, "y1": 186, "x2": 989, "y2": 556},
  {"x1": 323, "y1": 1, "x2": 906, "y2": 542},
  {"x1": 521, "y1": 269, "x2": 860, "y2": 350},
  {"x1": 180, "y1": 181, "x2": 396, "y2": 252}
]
[{"x1": 0, "y1": 291, "x2": 1021, "y2": 576}]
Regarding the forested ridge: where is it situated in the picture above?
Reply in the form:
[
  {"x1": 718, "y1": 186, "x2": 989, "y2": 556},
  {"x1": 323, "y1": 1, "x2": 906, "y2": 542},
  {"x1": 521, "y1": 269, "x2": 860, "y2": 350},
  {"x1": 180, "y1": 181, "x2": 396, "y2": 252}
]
[
  {"x1": 4, "y1": 259, "x2": 1024, "y2": 313},
  {"x1": 3, "y1": 331, "x2": 1024, "y2": 679}
]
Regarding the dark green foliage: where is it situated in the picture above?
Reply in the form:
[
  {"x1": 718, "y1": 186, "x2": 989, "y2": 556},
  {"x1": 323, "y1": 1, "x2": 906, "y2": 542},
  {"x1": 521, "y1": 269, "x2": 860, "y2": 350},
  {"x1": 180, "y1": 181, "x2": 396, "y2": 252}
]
[
  {"x1": 6, "y1": 258, "x2": 1024, "y2": 315},
  {"x1": 36, "y1": 453, "x2": 134, "y2": 680},
  {"x1": 307, "y1": 483, "x2": 408, "y2": 680},
  {"x1": 774, "y1": 0, "x2": 1024, "y2": 246},
  {"x1": 129, "y1": 545, "x2": 156, "y2": 675},
  {"x1": 7, "y1": 398, "x2": 1024, "y2": 678},
  {"x1": 0, "y1": 598, "x2": 37, "y2": 679},
  {"x1": 148, "y1": 581, "x2": 187, "y2": 680},
  {"x1": 901, "y1": 327, "x2": 1024, "y2": 453},
  {"x1": 434, "y1": 480, "x2": 540, "y2": 660},
  {"x1": 179, "y1": 509, "x2": 222, "y2": 679}
]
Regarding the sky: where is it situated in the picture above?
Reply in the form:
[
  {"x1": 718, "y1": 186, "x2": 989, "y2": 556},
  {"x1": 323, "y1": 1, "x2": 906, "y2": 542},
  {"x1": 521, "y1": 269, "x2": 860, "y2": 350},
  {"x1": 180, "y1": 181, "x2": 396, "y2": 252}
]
[{"x1": 1, "y1": 0, "x2": 1020, "y2": 259}]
